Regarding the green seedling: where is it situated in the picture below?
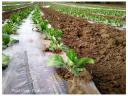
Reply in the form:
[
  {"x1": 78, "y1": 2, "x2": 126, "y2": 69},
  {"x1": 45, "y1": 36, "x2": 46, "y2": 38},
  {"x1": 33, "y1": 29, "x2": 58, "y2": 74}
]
[
  {"x1": 48, "y1": 49, "x2": 95, "y2": 76},
  {"x1": 2, "y1": 54, "x2": 10, "y2": 69}
]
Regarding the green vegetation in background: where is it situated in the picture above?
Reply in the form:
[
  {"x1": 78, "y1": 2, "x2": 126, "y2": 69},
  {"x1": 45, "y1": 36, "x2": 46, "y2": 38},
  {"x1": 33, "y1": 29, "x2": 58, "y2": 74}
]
[
  {"x1": 65, "y1": 2, "x2": 125, "y2": 10},
  {"x1": 2, "y1": 4, "x2": 30, "y2": 11},
  {"x1": 47, "y1": 3, "x2": 125, "y2": 27},
  {"x1": 2, "y1": 2, "x2": 31, "y2": 5},
  {"x1": 2, "y1": 1, "x2": 33, "y2": 11},
  {"x1": 49, "y1": 3, "x2": 125, "y2": 17}
]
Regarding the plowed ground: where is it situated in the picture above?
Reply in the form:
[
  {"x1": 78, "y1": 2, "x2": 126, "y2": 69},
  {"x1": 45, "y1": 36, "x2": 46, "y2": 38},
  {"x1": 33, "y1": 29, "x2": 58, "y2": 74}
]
[{"x1": 42, "y1": 8, "x2": 126, "y2": 94}]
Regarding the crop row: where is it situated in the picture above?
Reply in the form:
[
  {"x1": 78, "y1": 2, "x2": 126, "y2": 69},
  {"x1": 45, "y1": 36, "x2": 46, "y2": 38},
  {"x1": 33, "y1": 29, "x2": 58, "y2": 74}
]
[
  {"x1": 2, "y1": 2, "x2": 31, "y2": 5},
  {"x1": 3, "y1": 7, "x2": 33, "y2": 34},
  {"x1": 48, "y1": 3, "x2": 125, "y2": 27},
  {"x1": 49, "y1": 3, "x2": 125, "y2": 17},
  {"x1": 66, "y1": 3, "x2": 125, "y2": 10},
  {"x1": 2, "y1": 3, "x2": 32, "y2": 11},
  {"x1": 32, "y1": 6, "x2": 95, "y2": 77},
  {"x1": 2, "y1": 7, "x2": 33, "y2": 69},
  {"x1": 2, "y1": 4, "x2": 31, "y2": 11}
]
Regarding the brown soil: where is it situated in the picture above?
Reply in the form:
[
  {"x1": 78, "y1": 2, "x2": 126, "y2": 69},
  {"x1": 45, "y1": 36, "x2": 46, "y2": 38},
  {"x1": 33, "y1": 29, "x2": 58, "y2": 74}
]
[
  {"x1": 56, "y1": 68, "x2": 94, "y2": 94},
  {"x1": 2, "y1": 12, "x2": 11, "y2": 23},
  {"x1": 41, "y1": 8, "x2": 126, "y2": 94},
  {"x1": 56, "y1": 68, "x2": 92, "y2": 81},
  {"x1": 56, "y1": 68, "x2": 73, "y2": 80},
  {"x1": 44, "y1": 48, "x2": 62, "y2": 54}
]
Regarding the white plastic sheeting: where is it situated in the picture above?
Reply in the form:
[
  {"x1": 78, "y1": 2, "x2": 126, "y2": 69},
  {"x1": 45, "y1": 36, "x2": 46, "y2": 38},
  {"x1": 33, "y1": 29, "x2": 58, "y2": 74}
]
[{"x1": 2, "y1": 13, "x2": 67, "y2": 94}]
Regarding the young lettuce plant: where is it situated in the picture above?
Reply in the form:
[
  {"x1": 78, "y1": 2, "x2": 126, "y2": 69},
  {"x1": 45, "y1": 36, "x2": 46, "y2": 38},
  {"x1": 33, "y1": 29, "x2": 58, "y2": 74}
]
[
  {"x1": 10, "y1": 14, "x2": 21, "y2": 24},
  {"x1": 32, "y1": 9, "x2": 42, "y2": 24},
  {"x1": 66, "y1": 49, "x2": 94, "y2": 76},
  {"x1": 32, "y1": 7, "x2": 49, "y2": 34},
  {"x1": 48, "y1": 29, "x2": 69, "y2": 52},
  {"x1": 2, "y1": 22, "x2": 17, "y2": 34},
  {"x1": 46, "y1": 28, "x2": 62, "y2": 40},
  {"x1": 2, "y1": 33, "x2": 10, "y2": 49},
  {"x1": 38, "y1": 20, "x2": 48, "y2": 33},
  {"x1": 48, "y1": 36, "x2": 63, "y2": 52},
  {"x1": 2, "y1": 33, "x2": 10, "y2": 45},
  {"x1": 47, "y1": 29, "x2": 66, "y2": 52},
  {"x1": 2, "y1": 53, "x2": 10, "y2": 69},
  {"x1": 48, "y1": 49, "x2": 94, "y2": 76},
  {"x1": 2, "y1": 33, "x2": 19, "y2": 49},
  {"x1": 44, "y1": 27, "x2": 55, "y2": 40}
]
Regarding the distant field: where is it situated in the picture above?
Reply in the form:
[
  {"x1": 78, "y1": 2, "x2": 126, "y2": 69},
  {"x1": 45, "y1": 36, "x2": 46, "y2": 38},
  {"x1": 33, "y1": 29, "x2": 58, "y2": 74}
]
[
  {"x1": 65, "y1": 3, "x2": 126, "y2": 10},
  {"x1": 2, "y1": 2, "x2": 32, "y2": 11},
  {"x1": 2, "y1": 2, "x2": 31, "y2": 5},
  {"x1": 47, "y1": 3, "x2": 125, "y2": 27}
]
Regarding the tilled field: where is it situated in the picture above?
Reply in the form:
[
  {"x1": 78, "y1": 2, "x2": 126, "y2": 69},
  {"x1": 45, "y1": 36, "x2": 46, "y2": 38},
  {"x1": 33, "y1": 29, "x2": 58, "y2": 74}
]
[{"x1": 42, "y1": 8, "x2": 126, "y2": 94}]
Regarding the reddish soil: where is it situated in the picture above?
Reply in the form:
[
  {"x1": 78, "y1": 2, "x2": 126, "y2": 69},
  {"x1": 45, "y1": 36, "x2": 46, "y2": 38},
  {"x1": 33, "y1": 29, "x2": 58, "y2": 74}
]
[
  {"x1": 56, "y1": 68, "x2": 73, "y2": 80},
  {"x1": 56, "y1": 68, "x2": 92, "y2": 81},
  {"x1": 44, "y1": 48, "x2": 62, "y2": 54},
  {"x1": 56, "y1": 68, "x2": 93, "y2": 94},
  {"x1": 2, "y1": 12, "x2": 11, "y2": 23},
  {"x1": 41, "y1": 8, "x2": 126, "y2": 94}
]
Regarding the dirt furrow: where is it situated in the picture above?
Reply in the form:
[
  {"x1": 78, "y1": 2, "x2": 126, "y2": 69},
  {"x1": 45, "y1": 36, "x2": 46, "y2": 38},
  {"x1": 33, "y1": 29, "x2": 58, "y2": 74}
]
[{"x1": 41, "y1": 8, "x2": 126, "y2": 94}]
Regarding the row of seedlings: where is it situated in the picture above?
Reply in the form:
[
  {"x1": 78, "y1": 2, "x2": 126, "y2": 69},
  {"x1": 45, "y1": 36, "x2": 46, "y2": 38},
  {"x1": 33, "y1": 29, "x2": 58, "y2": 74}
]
[
  {"x1": 32, "y1": 6, "x2": 95, "y2": 91},
  {"x1": 2, "y1": 7, "x2": 33, "y2": 69},
  {"x1": 48, "y1": 3, "x2": 125, "y2": 27}
]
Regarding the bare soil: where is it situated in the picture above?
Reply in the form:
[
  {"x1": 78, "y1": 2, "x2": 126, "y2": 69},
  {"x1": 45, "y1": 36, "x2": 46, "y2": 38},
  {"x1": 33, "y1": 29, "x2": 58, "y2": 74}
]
[
  {"x1": 41, "y1": 8, "x2": 126, "y2": 94},
  {"x1": 56, "y1": 68, "x2": 94, "y2": 94},
  {"x1": 56, "y1": 68, "x2": 92, "y2": 81},
  {"x1": 44, "y1": 48, "x2": 62, "y2": 54}
]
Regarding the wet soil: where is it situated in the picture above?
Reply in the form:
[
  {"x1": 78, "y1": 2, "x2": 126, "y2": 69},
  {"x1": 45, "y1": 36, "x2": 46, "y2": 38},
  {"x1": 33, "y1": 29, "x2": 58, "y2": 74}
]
[{"x1": 41, "y1": 8, "x2": 126, "y2": 94}]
